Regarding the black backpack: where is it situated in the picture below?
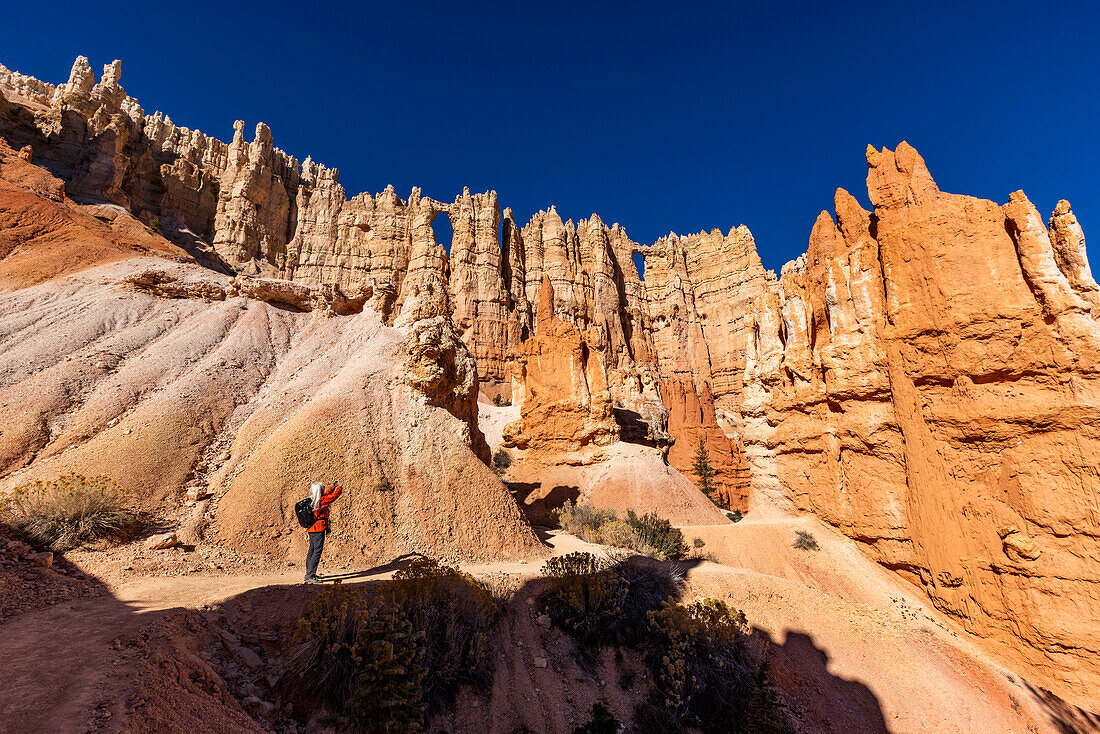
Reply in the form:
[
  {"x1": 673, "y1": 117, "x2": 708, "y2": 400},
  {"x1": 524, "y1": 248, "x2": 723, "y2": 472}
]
[{"x1": 294, "y1": 497, "x2": 315, "y2": 528}]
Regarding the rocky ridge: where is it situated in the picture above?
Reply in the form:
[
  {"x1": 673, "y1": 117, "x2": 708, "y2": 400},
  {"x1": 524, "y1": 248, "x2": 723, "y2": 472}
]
[
  {"x1": 0, "y1": 56, "x2": 758, "y2": 507},
  {"x1": 741, "y1": 143, "x2": 1100, "y2": 701}
]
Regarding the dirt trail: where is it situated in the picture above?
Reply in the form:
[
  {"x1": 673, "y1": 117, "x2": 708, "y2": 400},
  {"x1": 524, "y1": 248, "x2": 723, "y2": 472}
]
[
  {"x1": 1, "y1": 522, "x2": 1093, "y2": 734},
  {"x1": 0, "y1": 531, "x2": 599, "y2": 734}
]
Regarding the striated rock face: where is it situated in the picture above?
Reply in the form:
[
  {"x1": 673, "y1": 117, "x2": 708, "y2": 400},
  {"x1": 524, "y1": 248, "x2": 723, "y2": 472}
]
[
  {"x1": 211, "y1": 121, "x2": 292, "y2": 268},
  {"x1": 502, "y1": 277, "x2": 619, "y2": 456},
  {"x1": 743, "y1": 142, "x2": 1100, "y2": 704}
]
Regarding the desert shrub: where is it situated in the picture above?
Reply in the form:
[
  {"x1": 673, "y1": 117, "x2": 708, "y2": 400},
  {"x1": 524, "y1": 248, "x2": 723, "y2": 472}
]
[
  {"x1": 541, "y1": 552, "x2": 627, "y2": 651},
  {"x1": 624, "y1": 510, "x2": 687, "y2": 561},
  {"x1": 596, "y1": 519, "x2": 654, "y2": 556},
  {"x1": 727, "y1": 510, "x2": 743, "y2": 523},
  {"x1": 339, "y1": 607, "x2": 426, "y2": 732},
  {"x1": 380, "y1": 557, "x2": 500, "y2": 710},
  {"x1": 281, "y1": 586, "x2": 426, "y2": 732},
  {"x1": 492, "y1": 394, "x2": 512, "y2": 407},
  {"x1": 641, "y1": 598, "x2": 787, "y2": 732},
  {"x1": 555, "y1": 503, "x2": 686, "y2": 560},
  {"x1": 613, "y1": 559, "x2": 684, "y2": 643},
  {"x1": 555, "y1": 502, "x2": 616, "y2": 535},
  {"x1": 793, "y1": 530, "x2": 820, "y2": 551},
  {"x1": 573, "y1": 699, "x2": 621, "y2": 733},
  {"x1": 281, "y1": 559, "x2": 499, "y2": 730},
  {"x1": 492, "y1": 448, "x2": 512, "y2": 470},
  {"x1": 5, "y1": 474, "x2": 140, "y2": 550},
  {"x1": 541, "y1": 553, "x2": 681, "y2": 655},
  {"x1": 148, "y1": 216, "x2": 161, "y2": 232},
  {"x1": 693, "y1": 537, "x2": 705, "y2": 549}
]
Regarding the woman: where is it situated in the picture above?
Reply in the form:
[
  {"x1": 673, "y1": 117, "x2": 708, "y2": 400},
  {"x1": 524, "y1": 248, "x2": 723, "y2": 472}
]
[{"x1": 304, "y1": 480, "x2": 342, "y2": 584}]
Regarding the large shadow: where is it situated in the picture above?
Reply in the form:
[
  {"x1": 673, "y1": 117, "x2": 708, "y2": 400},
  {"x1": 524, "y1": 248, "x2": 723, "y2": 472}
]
[
  {"x1": 1021, "y1": 679, "x2": 1100, "y2": 734},
  {"x1": 505, "y1": 480, "x2": 580, "y2": 528},
  {"x1": 5, "y1": 529, "x2": 1098, "y2": 734},
  {"x1": 754, "y1": 627, "x2": 889, "y2": 733}
]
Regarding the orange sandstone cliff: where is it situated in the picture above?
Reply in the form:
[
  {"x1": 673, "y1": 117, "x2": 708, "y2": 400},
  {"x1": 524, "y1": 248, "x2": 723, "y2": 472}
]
[{"x1": 742, "y1": 143, "x2": 1100, "y2": 702}]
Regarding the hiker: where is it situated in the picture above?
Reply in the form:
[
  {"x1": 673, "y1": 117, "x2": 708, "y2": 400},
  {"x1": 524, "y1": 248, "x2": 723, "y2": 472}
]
[{"x1": 304, "y1": 480, "x2": 342, "y2": 584}]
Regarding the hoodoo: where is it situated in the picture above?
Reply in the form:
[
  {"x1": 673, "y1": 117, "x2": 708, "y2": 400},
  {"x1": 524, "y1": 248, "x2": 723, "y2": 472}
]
[{"x1": 1, "y1": 48, "x2": 1098, "y2": 733}]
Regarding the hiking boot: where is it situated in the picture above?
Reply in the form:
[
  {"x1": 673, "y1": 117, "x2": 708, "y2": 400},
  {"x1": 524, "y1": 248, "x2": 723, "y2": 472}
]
[{"x1": 303, "y1": 576, "x2": 321, "y2": 584}]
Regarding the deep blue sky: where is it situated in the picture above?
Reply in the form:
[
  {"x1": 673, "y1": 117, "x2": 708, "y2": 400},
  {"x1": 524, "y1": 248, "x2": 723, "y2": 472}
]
[{"x1": 4, "y1": 1, "x2": 1098, "y2": 272}]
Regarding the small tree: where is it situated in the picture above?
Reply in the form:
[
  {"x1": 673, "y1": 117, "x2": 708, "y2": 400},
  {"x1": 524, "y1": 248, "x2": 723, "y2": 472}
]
[{"x1": 691, "y1": 437, "x2": 717, "y2": 498}]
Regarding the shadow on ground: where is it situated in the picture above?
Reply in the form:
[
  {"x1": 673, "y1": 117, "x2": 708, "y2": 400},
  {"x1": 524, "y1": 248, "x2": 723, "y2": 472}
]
[
  {"x1": 3, "y1": 529, "x2": 1097, "y2": 734},
  {"x1": 506, "y1": 480, "x2": 580, "y2": 527}
]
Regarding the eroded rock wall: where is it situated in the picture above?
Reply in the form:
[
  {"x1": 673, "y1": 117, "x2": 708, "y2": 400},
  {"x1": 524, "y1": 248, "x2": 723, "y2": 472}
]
[
  {"x1": 0, "y1": 58, "x2": 761, "y2": 498},
  {"x1": 743, "y1": 142, "x2": 1100, "y2": 702}
]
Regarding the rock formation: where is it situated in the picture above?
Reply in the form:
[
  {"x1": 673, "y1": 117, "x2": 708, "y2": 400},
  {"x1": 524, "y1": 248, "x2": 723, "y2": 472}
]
[
  {"x1": 4, "y1": 57, "x2": 1100, "y2": 706},
  {"x1": 501, "y1": 277, "x2": 619, "y2": 456},
  {"x1": 742, "y1": 143, "x2": 1100, "y2": 703}
]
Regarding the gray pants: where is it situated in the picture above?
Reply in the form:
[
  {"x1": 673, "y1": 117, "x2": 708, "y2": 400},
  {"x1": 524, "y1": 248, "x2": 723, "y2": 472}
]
[{"x1": 305, "y1": 531, "x2": 325, "y2": 580}]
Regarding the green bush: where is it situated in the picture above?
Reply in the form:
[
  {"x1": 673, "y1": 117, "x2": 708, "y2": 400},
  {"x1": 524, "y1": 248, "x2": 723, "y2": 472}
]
[
  {"x1": 727, "y1": 510, "x2": 743, "y2": 523},
  {"x1": 5, "y1": 473, "x2": 140, "y2": 550},
  {"x1": 641, "y1": 598, "x2": 787, "y2": 732},
  {"x1": 554, "y1": 502, "x2": 687, "y2": 561},
  {"x1": 793, "y1": 530, "x2": 820, "y2": 551},
  {"x1": 492, "y1": 448, "x2": 512, "y2": 470},
  {"x1": 280, "y1": 558, "x2": 499, "y2": 730},
  {"x1": 491, "y1": 394, "x2": 512, "y2": 406}
]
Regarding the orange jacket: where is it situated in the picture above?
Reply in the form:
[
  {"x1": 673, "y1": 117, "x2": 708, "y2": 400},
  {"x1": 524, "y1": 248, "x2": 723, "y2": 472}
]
[{"x1": 307, "y1": 484, "x2": 342, "y2": 533}]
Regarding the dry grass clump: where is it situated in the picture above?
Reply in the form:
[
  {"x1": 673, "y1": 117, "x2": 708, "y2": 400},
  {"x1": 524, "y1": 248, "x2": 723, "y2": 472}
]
[
  {"x1": 555, "y1": 502, "x2": 687, "y2": 560},
  {"x1": 4, "y1": 473, "x2": 139, "y2": 550},
  {"x1": 793, "y1": 530, "x2": 820, "y2": 551}
]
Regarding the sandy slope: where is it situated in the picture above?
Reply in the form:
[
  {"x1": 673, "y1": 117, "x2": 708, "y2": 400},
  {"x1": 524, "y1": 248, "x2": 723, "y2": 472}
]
[
  {"x1": 682, "y1": 516, "x2": 1098, "y2": 733},
  {"x1": 0, "y1": 257, "x2": 540, "y2": 565}
]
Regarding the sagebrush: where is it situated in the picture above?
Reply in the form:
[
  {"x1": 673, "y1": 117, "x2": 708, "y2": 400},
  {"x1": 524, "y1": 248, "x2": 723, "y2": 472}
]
[
  {"x1": 541, "y1": 552, "x2": 682, "y2": 660},
  {"x1": 4, "y1": 473, "x2": 140, "y2": 550},
  {"x1": 554, "y1": 502, "x2": 687, "y2": 560},
  {"x1": 280, "y1": 586, "x2": 426, "y2": 732},
  {"x1": 541, "y1": 553, "x2": 788, "y2": 732},
  {"x1": 279, "y1": 558, "x2": 499, "y2": 731},
  {"x1": 640, "y1": 598, "x2": 789, "y2": 732}
]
